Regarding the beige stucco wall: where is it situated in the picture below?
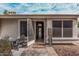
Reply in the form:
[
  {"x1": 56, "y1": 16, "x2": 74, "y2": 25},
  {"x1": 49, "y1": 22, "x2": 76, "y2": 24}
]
[
  {"x1": 0, "y1": 17, "x2": 78, "y2": 42},
  {"x1": 0, "y1": 18, "x2": 18, "y2": 39}
]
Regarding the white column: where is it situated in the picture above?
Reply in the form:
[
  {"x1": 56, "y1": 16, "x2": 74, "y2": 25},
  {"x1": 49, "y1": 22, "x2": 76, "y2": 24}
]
[
  {"x1": 27, "y1": 18, "x2": 35, "y2": 46},
  {"x1": 46, "y1": 19, "x2": 52, "y2": 43},
  {"x1": 73, "y1": 19, "x2": 78, "y2": 38}
]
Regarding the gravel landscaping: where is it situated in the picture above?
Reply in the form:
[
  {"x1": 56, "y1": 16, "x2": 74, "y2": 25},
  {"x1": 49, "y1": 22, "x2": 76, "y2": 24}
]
[{"x1": 53, "y1": 44, "x2": 79, "y2": 56}]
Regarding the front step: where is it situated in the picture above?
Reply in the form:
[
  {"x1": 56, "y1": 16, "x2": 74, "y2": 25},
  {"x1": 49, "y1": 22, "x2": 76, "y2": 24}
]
[{"x1": 32, "y1": 42, "x2": 45, "y2": 48}]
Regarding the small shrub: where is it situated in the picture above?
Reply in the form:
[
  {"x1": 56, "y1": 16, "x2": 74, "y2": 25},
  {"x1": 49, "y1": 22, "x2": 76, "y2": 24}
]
[
  {"x1": 77, "y1": 22, "x2": 79, "y2": 28},
  {"x1": 0, "y1": 38, "x2": 12, "y2": 56}
]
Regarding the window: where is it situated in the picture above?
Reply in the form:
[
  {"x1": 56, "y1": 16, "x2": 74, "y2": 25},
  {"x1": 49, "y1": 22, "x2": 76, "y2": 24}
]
[
  {"x1": 53, "y1": 21, "x2": 62, "y2": 28},
  {"x1": 20, "y1": 21, "x2": 27, "y2": 36},
  {"x1": 63, "y1": 21, "x2": 72, "y2": 28},
  {"x1": 63, "y1": 21, "x2": 72, "y2": 37},
  {"x1": 52, "y1": 21, "x2": 62, "y2": 37},
  {"x1": 52, "y1": 20, "x2": 73, "y2": 37}
]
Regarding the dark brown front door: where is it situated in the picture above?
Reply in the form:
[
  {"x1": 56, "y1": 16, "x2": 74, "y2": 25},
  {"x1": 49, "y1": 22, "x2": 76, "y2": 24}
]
[{"x1": 36, "y1": 21, "x2": 44, "y2": 42}]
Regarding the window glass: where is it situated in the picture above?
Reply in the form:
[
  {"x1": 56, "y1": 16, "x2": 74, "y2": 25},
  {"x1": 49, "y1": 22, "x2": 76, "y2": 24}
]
[
  {"x1": 63, "y1": 21, "x2": 72, "y2": 37},
  {"x1": 20, "y1": 21, "x2": 27, "y2": 36},
  {"x1": 52, "y1": 21, "x2": 62, "y2": 37},
  {"x1": 63, "y1": 21, "x2": 72, "y2": 28},
  {"x1": 53, "y1": 21, "x2": 62, "y2": 28},
  {"x1": 53, "y1": 28, "x2": 62, "y2": 37},
  {"x1": 63, "y1": 28, "x2": 72, "y2": 37}
]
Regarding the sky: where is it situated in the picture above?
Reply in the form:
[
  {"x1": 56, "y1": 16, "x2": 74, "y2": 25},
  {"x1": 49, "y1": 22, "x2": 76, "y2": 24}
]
[{"x1": 0, "y1": 3, "x2": 79, "y2": 14}]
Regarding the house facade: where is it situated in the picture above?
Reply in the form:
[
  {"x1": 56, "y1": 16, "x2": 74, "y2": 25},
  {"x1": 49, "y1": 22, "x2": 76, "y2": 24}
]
[{"x1": 0, "y1": 14, "x2": 79, "y2": 46}]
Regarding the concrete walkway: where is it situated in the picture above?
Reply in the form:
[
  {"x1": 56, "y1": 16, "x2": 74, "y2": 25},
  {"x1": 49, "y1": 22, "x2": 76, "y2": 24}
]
[
  {"x1": 12, "y1": 48, "x2": 25, "y2": 56},
  {"x1": 73, "y1": 41, "x2": 79, "y2": 45},
  {"x1": 46, "y1": 46, "x2": 58, "y2": 56},
  {"x1": 21, "y1": 43, "x2": 58, "y2": 56}
]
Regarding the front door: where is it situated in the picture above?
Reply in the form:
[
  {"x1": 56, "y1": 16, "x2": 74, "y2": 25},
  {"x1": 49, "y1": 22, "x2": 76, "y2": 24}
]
[{"x1": 36, "y1": 21, "x2": 44, "y2": 42}]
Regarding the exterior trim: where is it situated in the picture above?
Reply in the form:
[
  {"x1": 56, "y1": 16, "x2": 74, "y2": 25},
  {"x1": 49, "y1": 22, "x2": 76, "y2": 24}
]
[{"x1": 0, "y1": 15, "x2": 78, "y2": 19}]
